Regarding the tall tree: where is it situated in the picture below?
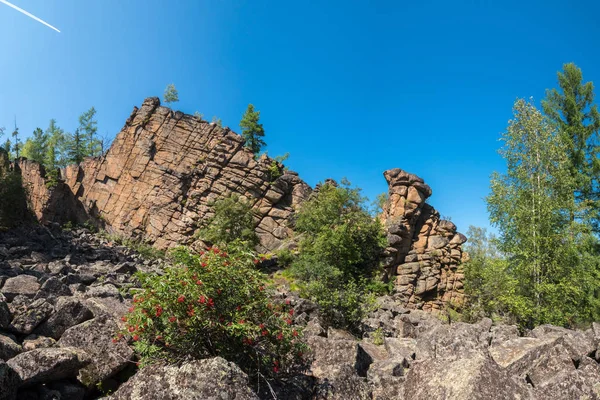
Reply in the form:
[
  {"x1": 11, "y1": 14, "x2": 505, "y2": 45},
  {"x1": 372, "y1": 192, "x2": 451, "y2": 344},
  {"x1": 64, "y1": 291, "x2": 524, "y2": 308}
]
[
  {"x1": 44, "y1": 119, "x2": 66, "y2": 180},
  {"x1": 11, "y1": 120, "x2": 20, "y2": 158},
  {"x1": 487, "y1": 98, "x2": 599, "y2": 327},
  {"x1": 542, "y1": 63, "x2": 600, "y2": 228},
  {"x1": 66, "y1": 128, "x2": 86, "y2": 164},
  {"x1": 240, "y1": 104, "x2": 265, "y2": 156},
  {"x1": 163, "y1": 84, "x2": 179, "y2": 107},
  {"x1": 78, "y1": 107, "x2": 99, "y2": 157},
  {"x1": 21, "y1": 127, "x2": 47, "y2": 164}
]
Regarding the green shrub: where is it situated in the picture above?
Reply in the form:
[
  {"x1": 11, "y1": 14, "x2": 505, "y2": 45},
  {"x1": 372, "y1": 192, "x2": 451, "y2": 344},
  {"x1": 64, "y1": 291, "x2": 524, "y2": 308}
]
[
  {"x1": 294, "y1": 180, "x2": 385, "y2": 277},
  {"x1": 196, "y1": 195, "x2": 258, "y2": 250},
  {"x1": 116, "y1": 246, "x2": 306, "y2": 378},
  {"x1": 288, "y1": 180, "x2": 386, "y2": 331},
  {"x1": 0, "y1": 171, "x2": 27, "y2": 229}
]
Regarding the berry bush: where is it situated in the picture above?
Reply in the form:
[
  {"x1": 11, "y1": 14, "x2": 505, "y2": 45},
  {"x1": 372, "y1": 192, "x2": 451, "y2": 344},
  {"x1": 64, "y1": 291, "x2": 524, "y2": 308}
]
[{"x1": 116, "y1": 245, "x2": 306, "y2": 378}]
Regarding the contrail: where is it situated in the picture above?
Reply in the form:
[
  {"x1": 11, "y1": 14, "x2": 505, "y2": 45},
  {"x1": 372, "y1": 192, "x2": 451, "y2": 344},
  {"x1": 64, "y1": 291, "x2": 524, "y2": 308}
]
[{"x1": 0, "y1": 0, "x2": 60, "y2": 33}]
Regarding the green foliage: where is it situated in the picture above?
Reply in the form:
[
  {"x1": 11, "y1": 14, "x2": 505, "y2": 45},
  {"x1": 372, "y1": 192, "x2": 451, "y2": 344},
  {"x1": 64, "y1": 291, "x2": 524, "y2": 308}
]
[
  {"x1": 542, "y1": 63, "x2": 600, "y2": 231},
  {"x1": 44, "y1": 119, "x2": 66, "y2": 183},
  {"x1": 97, "y1": 231, "x2": 165, "y2": 260},
  {"x1": 116, "y1": 246, "x2": 306, "y2": 378},
  {"x1": 294, "y1": 181, "x2": 385, "y2": 277},
  {"x1": 484, "y1": 96, "x2": 600, "y2": 328},
  {"x1": 66, "y1": 128, "x2": 86, "y2": 165},
  {"x1": 288, "y1": 180, "x2": 386, "y2": 331},
  {"x1": 211, "y1": 116, "x2": 223, "y2": 128},
  {"x1": 196, "y1": 195, "x2": 259, "y2": 250},
  {"x1": 163, "y1": 84, "x2": 179, "y2": 106},
  {"x1": 268, "y1": 153, "x2": 289, "y2": 182},
  {"x1": 371, "y1": 327, "x2": 384, "y2": 346},
  {"x1": 78, "y1": 107, "x2": 101, "y2": 158},
  {"x1": 21, "y1": 128, "x2": 47, "y2": 164},
  {"x1": 240, "y1": 104, "x2": 266, "y2": 156},
  {"x1": 374, "y1": 192, "x2": 389, "y2": 215},
  {"x1": 0, "y1": 159, "x2": 27, "y2": 229}
]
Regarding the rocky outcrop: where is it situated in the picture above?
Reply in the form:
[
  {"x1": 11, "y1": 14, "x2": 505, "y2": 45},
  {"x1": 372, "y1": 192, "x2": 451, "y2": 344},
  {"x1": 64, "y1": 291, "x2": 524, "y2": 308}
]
[
  {"x1": 380, "y1": 168, "x2": 467, "y2": 311},
  {"x1": 17, "y1": 159, "x2": 86, "y2": 225},
  {"x1": 55, "y1": 97, "x2": 310, "y2": 251}
]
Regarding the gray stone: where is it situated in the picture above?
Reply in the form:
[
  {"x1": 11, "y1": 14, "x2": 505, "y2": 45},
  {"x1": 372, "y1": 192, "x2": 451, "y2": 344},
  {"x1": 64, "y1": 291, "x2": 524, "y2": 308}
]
[
  {"x1": 308, "y1": 336, "x2": 360, "y2": 379},
  {"x1": 22, "y1": 334, "x2": 56, "y2": 352},
  {"x1": 36, "y1": 297, "x2": 93, "y2": 339},
  {"x1": 57, "y1": 314, "x2": 133, "y2": 387},
  {"x1": 6, "y1": 347, "x2": 90, "y2": 386},
  {"x1": 1, "y1": 275, "x2": 40, "y2": 301},
  {"x1": 489, "y1": 336, "x2": 559, "y2": 377},
  {"x1": 404, "y1": 353, "x2": 531, "y2": 400},
  {"x1": 107, "y1": 357, "x2": 259, "y2": 400},
  {"x1": 8, "y1": 299, "x2": 54, "y2": 335}
]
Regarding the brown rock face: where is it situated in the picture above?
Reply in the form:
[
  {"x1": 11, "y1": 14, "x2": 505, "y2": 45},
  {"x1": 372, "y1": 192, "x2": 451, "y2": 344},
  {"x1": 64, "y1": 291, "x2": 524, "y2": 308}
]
[
  {"x1": 20, "y1": 98, "x2": 311, "y2": 252},
  {"x1": 17, "y1": 160, "x2": 85, "y2": 224},
  {"x1": 380, "y1": 168, "x2": 466, "y2": 311}
]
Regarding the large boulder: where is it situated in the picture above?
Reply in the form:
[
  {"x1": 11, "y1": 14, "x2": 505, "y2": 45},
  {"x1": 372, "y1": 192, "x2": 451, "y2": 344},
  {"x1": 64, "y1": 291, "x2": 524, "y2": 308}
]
[
  {"x1": 308, "y1": 336, "x2": 362, "y2": 378},
  {"x1": 57, "y1": 314, "x2": 133, "y2": 387},
  {"x1": 489, "y1": 336, "x2": 560, "y2": 377},
  {"x1": 404, "y1": 353, "x2": 531, "y2": 400},
  {"x1": 8, "y1": 299, "x2": 54, "y2": 335},
  {"x1": 533, "y1": 356, "x2": 600, "y2": 399},
  {"x1": 6, "y1": 347, "x2": 90, "y2": 386},
  {"x1": 36, "y1": 297, "x2": 93, "y2": 339},
  {"x1": 1, "y1": 275, "x2": 40, "y2": 301},
  {"x1": 313, "y1": 364, "x2": 372, "y2": 400},
  {"x1": 107, "y1": 357, "x2": 259, "y2": 400}
]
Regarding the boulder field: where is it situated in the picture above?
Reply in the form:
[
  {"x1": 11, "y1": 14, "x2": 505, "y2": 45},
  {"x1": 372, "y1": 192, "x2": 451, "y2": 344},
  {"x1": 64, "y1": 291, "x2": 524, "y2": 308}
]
[{"x1": 0, "y1": 226, "x2": 599, "y2": 399}]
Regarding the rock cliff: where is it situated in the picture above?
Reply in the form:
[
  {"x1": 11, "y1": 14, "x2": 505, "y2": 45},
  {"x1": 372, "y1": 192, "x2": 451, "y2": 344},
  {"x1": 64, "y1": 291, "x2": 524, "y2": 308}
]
[
  {"x1": 23, "y1": 97, "x2": 311, "y2": 252},
  {"x1": 380, "y1": 168, "x2": 466, "y2": 311}
]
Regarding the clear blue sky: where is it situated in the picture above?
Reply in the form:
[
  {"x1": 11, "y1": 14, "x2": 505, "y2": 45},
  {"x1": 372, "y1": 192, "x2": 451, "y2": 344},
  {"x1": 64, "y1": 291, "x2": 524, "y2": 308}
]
[{"x1": 1, "y1": 0, "x2": 599, "y2": 235}]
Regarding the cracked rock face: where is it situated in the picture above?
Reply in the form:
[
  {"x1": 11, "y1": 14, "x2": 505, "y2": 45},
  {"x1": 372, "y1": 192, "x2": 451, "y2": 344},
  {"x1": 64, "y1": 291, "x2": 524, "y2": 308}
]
[
  {"x1": 380, "y1": 168, "x2": 467, "y2": 311},
  {"x1": 20, "y1": 98, "x2": 311, "y2": 253}
]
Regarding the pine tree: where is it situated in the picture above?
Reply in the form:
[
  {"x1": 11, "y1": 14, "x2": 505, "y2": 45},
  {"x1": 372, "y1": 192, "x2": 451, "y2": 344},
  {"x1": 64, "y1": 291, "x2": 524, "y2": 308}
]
[
  {"x1": 240, "y1": 104, "x2": 265, "y2": 156},
  {"x1": 163, "y1": 84, "x2": 179, "y2": 107},
  {"x1": 542, "y1": 63, "x2": 600, "y2": 229}
]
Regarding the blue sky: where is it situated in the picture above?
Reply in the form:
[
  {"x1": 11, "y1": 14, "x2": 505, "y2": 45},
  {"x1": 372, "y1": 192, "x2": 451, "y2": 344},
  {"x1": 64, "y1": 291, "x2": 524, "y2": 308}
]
[{"x1": 1, "y1": 0, "x2": 599, "y2": 234}]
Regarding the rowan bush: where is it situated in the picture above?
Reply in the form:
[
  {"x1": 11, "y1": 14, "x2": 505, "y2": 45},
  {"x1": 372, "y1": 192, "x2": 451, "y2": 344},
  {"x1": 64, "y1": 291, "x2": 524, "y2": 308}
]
[{"x1": 116, "y1": 245, "x2": 306, "y2": 378}]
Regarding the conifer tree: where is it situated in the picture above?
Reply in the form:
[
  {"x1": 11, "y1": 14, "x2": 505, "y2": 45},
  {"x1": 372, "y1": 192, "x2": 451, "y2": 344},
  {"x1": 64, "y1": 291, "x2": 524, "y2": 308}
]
[
  {"x1": 240, "y1": 104, "x2": 265, "y2": 156},
  {"x1": 163, "y1": 84, "x2": 179, "y2": 107},
  {"x1": 66, "y1": 128, "x2": 86, "y2": 164},
  {"x1": 542, "y1": 63, "x2": 600, "y2": 229},
  {"x1": 44, "y1": 119, "x2": 65, "y2": 181},
  {"x1": 78, "y1": 107, "x2": 100, "y2": 157}
]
